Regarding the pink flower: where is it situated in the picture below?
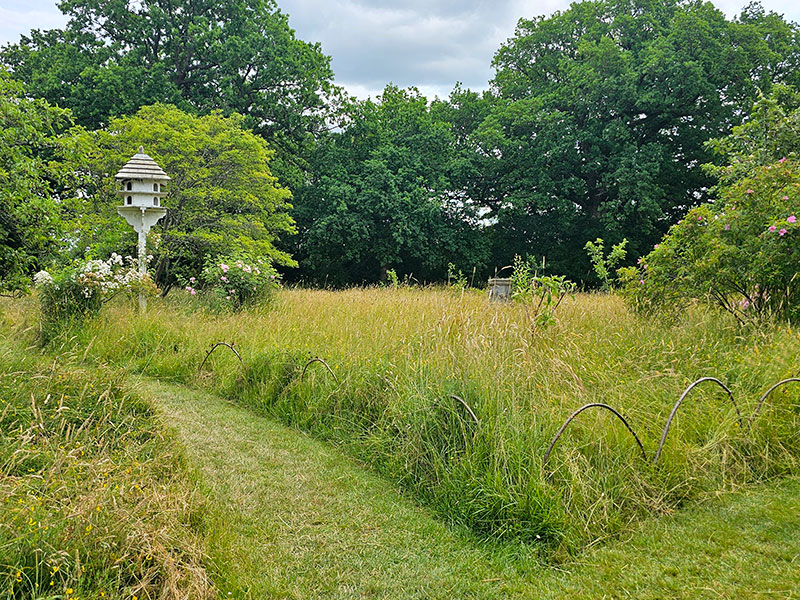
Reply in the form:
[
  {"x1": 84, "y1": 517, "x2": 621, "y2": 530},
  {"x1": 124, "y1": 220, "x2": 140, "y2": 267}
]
[
  {"x1": 185, "y1": 285, "x2": 192, "y2": 292},
  {"x1": 189, "y1": 277, "x2": 196, "y2": 283},
  {"x1": 637, "y1": 257, "x2": 643, "y2": 264},
  {"x1": 653, "y1": 244, "x2": 659, "y2": 249},
  {"x1": 779, "y1": 228, "x2": 787, "y2": 236},
  {"x1": 221, "y1": 276, "x2": 228, "y2": 283},
  {"x1": 220, "y1": 263, "x2": 229, "y2": 273},
  {"x1": 745, "y1": 189, "x2": 754, "y2": 194},
  {"x1": 191, "y1": 289, "x2": 196, "y2": 295},
  {"x1": 724, "y1": 224, "x2": 730, "y2": 230},
  {"x1": 639, "y1": 279, "x2": 645, "y2": 285},
  {"x1": 226, "y1": 295, "x2": 231, "y2": 300},
  {"x1": 769, "y1": 225, "x2": 777, "y2": 232},
  {"x1": 697, "y1": 215, "x2": 703, "y2": 221},
  {"x1": 779, "y1": 157, "x2": 787, "y2": 163},
  {"x1": 788, "y1": 215, "x2": 797, "y2": 224}
]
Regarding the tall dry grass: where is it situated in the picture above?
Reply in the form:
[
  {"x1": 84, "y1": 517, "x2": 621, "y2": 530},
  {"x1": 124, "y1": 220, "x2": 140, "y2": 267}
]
[
  {"x1": 10, "y1": 286, "x2": 799, "y2": 555},
  {"x1": 0, "y1": 328, "x2": 213, "y2": 598}
]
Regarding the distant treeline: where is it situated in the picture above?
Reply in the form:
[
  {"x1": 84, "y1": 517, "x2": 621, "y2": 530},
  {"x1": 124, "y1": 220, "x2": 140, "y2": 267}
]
[{"x1": 2, "y1": 0, "x2": 799, "y2": 289}]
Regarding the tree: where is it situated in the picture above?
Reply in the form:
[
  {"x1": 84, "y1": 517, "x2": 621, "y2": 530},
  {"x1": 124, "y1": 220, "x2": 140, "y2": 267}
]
[
  {"x1": 0, "y1": 69, "x2": 76, "y2": 292},
  {"x1": 291, "y1": 86, "x2": 488, "y2": 286},
  {"x1": 620, "y1": 87, "x2": 800, "y2": 323},
  {"x1": 1, "y1": 0, "x2": 336, "y2": 188},
  {"x1": 479, "y1": 0, "x2": 800, "y2": 280},
  {"x1": 64, "y1": 104, "x2": 295, "y2": 294}
]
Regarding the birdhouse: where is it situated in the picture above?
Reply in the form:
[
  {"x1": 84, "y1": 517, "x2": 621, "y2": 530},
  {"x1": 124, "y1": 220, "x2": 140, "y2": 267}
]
[{"x1": 115, "y1": 146, "x2": 169, "y2": 235}]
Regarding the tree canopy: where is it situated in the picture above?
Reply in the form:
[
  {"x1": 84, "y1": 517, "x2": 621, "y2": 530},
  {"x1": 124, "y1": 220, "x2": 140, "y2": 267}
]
[
  {"x1": 2, "y1": 0, "x2": 800, "y2": 291},
  {"x1": 292, "y1": 86, "x2": 488, "y2": 286},
  {"x1": 0, "y1": 70, "x2": 76, "y2": 292},
  {"x1": 1, "y1": 0, "x2": 336, "y2": 187},
  {"x1": 475, "y1": 0, "x2": 800, "y2": 279},
  {"x1": 64, "y1": 104, "x2": 295, "y2": 294}
]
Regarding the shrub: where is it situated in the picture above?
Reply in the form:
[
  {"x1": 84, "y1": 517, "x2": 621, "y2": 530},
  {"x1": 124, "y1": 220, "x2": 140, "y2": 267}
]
[
  {"x1": 621, "y1": 88, "x2": 800, "y2": 324},
  {"x1": 584, "y1": 238, "x2": 628, "y2": 291},
  {"x1": 511, "y1": 254, "x2": 576, "y2": 332},
  {"x1": 35, "y1": 254, "x2": 157, "y2": 341},
  {"x1": 186, "y1": 255, "x2": 279, "y2": 310},
  {"x1": 620, "y1": 160, "x2": 799, "y2": 323}
]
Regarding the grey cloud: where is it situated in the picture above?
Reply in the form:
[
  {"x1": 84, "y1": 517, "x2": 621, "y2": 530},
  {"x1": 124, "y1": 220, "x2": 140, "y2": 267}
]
[{"x1": 281, "y1": 0, "x2": 540, "y2": 97}]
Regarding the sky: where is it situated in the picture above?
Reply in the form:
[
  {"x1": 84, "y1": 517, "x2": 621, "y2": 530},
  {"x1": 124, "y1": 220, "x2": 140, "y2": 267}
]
[{"x1": 2, "y1": 0, "x2": 799, "y2": 100}]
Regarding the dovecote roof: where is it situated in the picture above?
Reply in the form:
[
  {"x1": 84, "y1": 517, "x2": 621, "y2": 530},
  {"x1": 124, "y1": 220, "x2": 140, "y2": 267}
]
[{"x1": 114, "y1": 146, "x2": 171, "y2": 181}]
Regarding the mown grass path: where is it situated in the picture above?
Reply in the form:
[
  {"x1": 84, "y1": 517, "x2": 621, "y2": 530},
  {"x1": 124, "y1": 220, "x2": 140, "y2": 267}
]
[
  {"x1": 137, "y1": 380, "x2": 536, "y2": 599},
  {"x1": 138, "y1": 379, "x2": 800, "y2": 599}
]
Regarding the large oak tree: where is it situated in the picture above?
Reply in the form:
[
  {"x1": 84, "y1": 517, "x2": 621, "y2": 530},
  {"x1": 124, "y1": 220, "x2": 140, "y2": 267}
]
[
  {"x1": 476, "y1": 0, "x2": 800, "y2": 279},
  {"x1": 1, "y1": 0, "x2": 336, "y2": 188}
]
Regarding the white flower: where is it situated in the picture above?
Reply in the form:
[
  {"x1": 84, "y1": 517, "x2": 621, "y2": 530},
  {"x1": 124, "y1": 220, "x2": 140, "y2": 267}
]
[{"x1": 33, "y1": 270, "x2": 53, "y2": 286}]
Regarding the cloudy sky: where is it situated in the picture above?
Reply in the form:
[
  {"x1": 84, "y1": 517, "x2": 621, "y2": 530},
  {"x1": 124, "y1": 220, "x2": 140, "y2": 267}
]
[{"x1": 2, "y1": 0, "x2": 799, "y2": 100}]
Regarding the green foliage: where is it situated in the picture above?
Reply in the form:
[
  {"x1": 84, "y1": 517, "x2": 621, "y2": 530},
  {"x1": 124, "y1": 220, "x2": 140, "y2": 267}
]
[
  {"x1": 292, "y1": 85, "x2": 489, "y2": 285},
  {"x1": 446, "y1": 263, "x2": 468, "y2": 290},
  {"x1": 623, "y1": 89, "x2": 800, "y2": 323},
  {"x1": 385, "y1": 269, "x2": 399, "y2": 289},
  {"x1": 63, "y1": 104, "x2": 294, "y2": 294},
  {"x1": 1, "y1": 0, "x2": 337, "y2": 187},
  {"x1": 192, "y1": 255, "x2": 279, "y2": 310},
  {"x1": 511, "y1": 255, "x2": 576, "y2": 331},
  {"x1": 584, "y1": 238, "x2": 628, "y2": 290},
  {"x1": 477, "y1": 0, "x2": 800, "y2": 279},
  {"x1": 0, "y1": 70, "x2": 77, "y2": 292}
]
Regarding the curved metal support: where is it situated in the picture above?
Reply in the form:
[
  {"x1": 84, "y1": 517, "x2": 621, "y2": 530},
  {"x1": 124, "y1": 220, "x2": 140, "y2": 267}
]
[
  {"x1": 751, "y1": 378, "x2": 800, "y2": 421},
  {"x1": 653, "y1": 377, "x2": 744, "y2": 464},
  {"x1": 198, "y1": 342, "x2": 243, "y2": 373},
  {"x1": 448, "y1": 394, "x2": 480, "y2": 427},
  {"x1": 300, "y1": 357, "x2": 339, "y2": 384},
  {"x1": 543, "y1": 403, "x2": 646, "y2": 464}
]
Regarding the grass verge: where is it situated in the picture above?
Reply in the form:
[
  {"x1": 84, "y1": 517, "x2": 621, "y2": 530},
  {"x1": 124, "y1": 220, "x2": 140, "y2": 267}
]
[{"x1": 0, "y1": 334, "x2": 213, "y2": 599}]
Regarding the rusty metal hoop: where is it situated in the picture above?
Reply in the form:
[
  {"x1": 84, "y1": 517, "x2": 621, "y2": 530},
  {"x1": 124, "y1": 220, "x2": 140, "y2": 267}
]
[
  {"x1": 448, "y1": 394, "x2": 480, "y2": 427},
  {"x1": 543, "y1": 403, "x2": 646, "y2": 464},
  {"x1": 300, "y1": 357, "x2": 339, "y2": 385},
  {"x1": 198, "y1": 342, "x2": 243, "y2": 373},
  {"x1": 751, "y1": 378, "x2": 800, "y2": 421},
  {"x1": 653, "y1": 377, "x2": 744, "y2": 464}
]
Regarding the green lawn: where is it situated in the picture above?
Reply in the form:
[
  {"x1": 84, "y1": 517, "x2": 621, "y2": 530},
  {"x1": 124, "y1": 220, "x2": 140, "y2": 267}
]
[{"x1": 140, "y1": 378, "x2": 800, "y2": 599}]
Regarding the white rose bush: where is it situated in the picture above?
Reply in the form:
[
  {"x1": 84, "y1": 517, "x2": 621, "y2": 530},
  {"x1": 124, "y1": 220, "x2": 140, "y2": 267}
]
[{"x1": 34, "y1": 253, "x2": 158, "y2": 341}]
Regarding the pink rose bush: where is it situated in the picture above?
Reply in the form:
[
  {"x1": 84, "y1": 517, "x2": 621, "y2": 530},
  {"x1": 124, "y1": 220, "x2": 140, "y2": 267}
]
[
  {"x1": 182, "y1": 254, "x2": 279, "y2": 310},
  {"x1": 619, "y1": 157, "x2": 799, "y2": 323}
]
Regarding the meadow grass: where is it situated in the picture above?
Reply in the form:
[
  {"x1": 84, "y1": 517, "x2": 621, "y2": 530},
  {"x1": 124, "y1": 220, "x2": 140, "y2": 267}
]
[
  {"x1": 7, "y1": 286, "x2": 799, "y2": 556},
  {"x1": 140, "y1": 377, "x2": 800, "y2": 599},
  {"x1": 0, "y1": 330, "x2": 212, "y2": 598}
]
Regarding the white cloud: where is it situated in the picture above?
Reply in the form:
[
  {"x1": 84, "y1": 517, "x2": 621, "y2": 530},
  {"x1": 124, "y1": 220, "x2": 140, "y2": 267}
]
[{"x1": 0, "y1": 3, "x2": 68, "y2": 46}]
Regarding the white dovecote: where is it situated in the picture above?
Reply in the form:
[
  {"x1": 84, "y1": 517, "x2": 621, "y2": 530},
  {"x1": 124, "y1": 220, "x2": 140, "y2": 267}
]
[{"x1": 115, "y1": 147, "x2": 170, "y2": 312}]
